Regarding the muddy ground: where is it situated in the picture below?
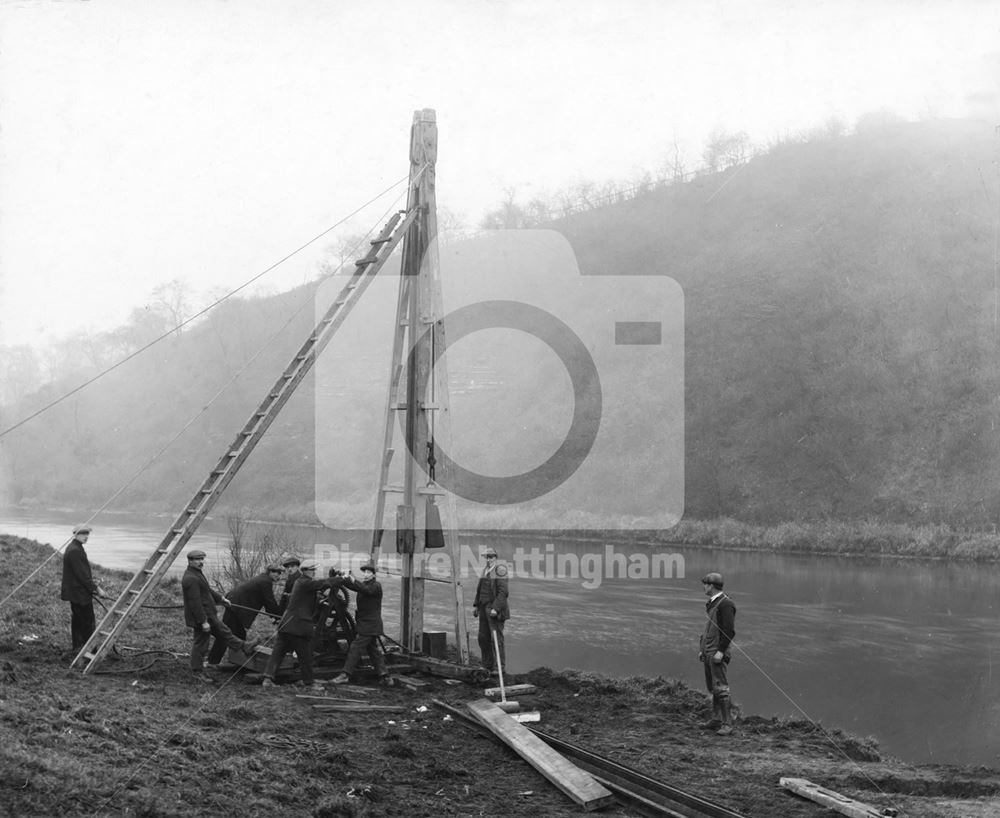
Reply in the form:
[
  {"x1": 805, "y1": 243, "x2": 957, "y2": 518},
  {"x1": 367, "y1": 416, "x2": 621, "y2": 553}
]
[{"x1": 1, "y1": 533, "x2": 999, "y2": 817}]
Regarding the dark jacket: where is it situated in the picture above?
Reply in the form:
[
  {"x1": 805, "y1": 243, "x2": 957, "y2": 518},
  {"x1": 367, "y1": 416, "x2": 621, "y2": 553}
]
[
  {"x1": 61, "y1": 539, "x2": 98, "y2": 604},
  {"x1": 182, "y1": 565, "x2": 224, "y2": 628},
  {"x1": 279, "y1": 569, "x2": 302, "y2": 614},
  {"x1": 700, "y1": 593, "x2": 736, "y2": 656},
  {"x1": 228, "y1": 572, "x2": 281, "y2": 627},
  {"x1": 343, "y1": 576, "x2": 384, "y2": 636},
  {"x1": 474, "y1": 563, "x2": 510, "y2": 621},
  {"x1": 278, "y1": 577, "x2": 343, "y2": 637}
]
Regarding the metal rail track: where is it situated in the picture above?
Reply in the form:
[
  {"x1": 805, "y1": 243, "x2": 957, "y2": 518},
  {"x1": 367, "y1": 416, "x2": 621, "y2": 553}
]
[{"x1": 432, "y1": 700, "x2": 748, "y2": 818}]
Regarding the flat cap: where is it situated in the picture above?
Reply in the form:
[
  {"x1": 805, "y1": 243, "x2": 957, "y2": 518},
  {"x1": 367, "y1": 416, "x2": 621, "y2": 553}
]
[
  {"x1": 359, "y1": 562, "x2": 376, "y2": 573},
  {"x1": 484, "y1": 547, "x2": 498, "y2": 557},
  {"x1": 281, "y1": 553, "x2": 301, "y2": 567},
  {"x1": 300, "y1": 559, "x2": 318, "y2": 571},
  {"x1": 187, "y1": 549, "x2": 207, "y2": 560},
  {"x1": 72, "y1": 524, "x2": 92, "y2": 536},
  {"x1": 701, "y1": 572, "x2": 724, "y2": 589}
]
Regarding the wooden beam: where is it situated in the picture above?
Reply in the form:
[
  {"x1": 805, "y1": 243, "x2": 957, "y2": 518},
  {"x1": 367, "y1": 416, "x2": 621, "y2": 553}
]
[
  {"x1": 780, "y1": 778, "x2": 895, "y2": 818},
  {"x1": 313, "y1": 704, "x2": 407, "y2": 713},
  {"x1": 485, "y1": 683, "x2": 538, "y2": 699},
  {"x1": 399, "y1": 108, "x2": 438, "y2": 652},
  {"x1": 467, "y1": 699, "x2": 614, "y2": 811},
  {"x1": 409, "y1": 655, "x2": 485, "y2": 681}
]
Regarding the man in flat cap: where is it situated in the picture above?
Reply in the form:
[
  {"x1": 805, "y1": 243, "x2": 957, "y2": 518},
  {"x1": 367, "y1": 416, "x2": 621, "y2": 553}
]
[
  {"x1": 698, "y1": 572, "x2": 737, "y2": 736},
  {"x1": 207, "y1": 563, "x2": 283, "y2": 667},
  {"x1": 182, "y1": 549, "x2": 258, "y2": 684},
  {"x1": 473, "y1": 547, "x2": 509, "y2": 675},
  {"x1": 332, "y1": 562, "x2": 388, "y2": 685},
  {"x1": 263, "y1": 559, "x2": 345, "y2": 691},
  {"x1": 60, "y1": 525, "x2": 108, "y2": 653},
  {"x1": 277, "y1": 553, "x2": 302, "y2": 614}
]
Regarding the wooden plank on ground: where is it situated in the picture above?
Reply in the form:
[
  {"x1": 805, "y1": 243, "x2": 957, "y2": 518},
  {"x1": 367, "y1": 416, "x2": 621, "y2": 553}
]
[
  {"x1": 295, "y1": 694, "x2": 370, "y2": 704},
  {"x1": 780, "y1": 778, "x2": 894, "y2": 818},
  {"x1": 467, "y1": 699, "x2": 613, "y2": 811},
  {"x1": 409, "y1": 655, "x2": 485, "y2": 681},
  {"x1": 392, "y1": 675, "x2": 432, "y2": 691},
  {"x1": 313, "y1": 704, "x2": 406, "y2": 713},
  {"x1": 511, "y1": 711, "x2": 541, "y2": 723},
  {"x1": 485, "y1": 683, "x2": 537, "y2": 699}
]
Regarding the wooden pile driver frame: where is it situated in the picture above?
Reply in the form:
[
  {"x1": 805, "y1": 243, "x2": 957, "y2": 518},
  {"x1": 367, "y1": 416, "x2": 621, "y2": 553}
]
[{"x1": 73, "y1": 109, "x2": 471, "y2": 674}]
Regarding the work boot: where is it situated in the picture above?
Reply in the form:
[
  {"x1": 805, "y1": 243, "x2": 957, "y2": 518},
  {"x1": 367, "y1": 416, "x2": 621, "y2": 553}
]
[
  {"x1": 716, "y1": 699, "x2": 733, "y2": 736},
  {"x1": 331, "y1": 673, "x2": 350, "y2": 685},
  {"x1": 700, "y1": 697, "x2": 722, "y2": 729},
  {"x1": 193, "y1": 671, "x2": 217, "y2": 685},
  {"x1": 309, "y1": 682, "x2": 326, "y2": 692},
  {"x1": 261, "y1": 678, "x2": 275, "y2": 689}
]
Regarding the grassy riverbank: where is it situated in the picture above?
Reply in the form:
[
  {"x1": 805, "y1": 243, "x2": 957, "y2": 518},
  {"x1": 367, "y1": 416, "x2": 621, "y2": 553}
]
[
  {"x1": 666, "y1": 517, "x2": 1000, "y2": 560},
  {"x1": 1, "y1": 533, "x2": 999, "y2": 817}
]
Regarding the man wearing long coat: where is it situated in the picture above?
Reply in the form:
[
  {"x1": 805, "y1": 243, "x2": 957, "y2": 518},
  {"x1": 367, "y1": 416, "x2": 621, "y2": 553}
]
[
  {"x1": 60, "y1": 525, "x2": 106, "y2": 651},
  {"x1": 182, "y1": 549, "x2": 255, "y2": 683},
  {"x1": 473, "y1": 547, "x2": 510, "y2": 674}
]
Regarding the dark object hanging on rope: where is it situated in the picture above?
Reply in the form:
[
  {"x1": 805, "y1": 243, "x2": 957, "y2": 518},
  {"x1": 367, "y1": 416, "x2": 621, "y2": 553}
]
[{"x1": 425, "y1": 497, "x2": 445, "y2": 549}]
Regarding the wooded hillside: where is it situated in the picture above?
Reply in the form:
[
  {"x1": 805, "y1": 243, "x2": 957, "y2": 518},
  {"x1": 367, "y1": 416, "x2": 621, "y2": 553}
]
[{"x1": 3, "y1": 118, "x2": 998, "y2": 526}]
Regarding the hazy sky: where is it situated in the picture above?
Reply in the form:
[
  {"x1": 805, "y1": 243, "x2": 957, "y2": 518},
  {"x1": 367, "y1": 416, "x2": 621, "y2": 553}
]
[{"x1": 1, "y1": 0, "x2": 998, "y2": 348}]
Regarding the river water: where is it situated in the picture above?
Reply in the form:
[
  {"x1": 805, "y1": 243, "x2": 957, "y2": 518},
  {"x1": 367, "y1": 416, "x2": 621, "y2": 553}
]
[{"x1": 3, "y1": 508, "x2": 999, "y2": 767}]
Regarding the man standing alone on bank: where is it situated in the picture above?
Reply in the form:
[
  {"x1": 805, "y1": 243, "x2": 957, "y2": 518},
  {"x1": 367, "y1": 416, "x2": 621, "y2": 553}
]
[
  {"x1": 473, "y1": 547, "x2": 509, "y2": 675},
  {"x1": 61, "y1": 525, "x2": 108, "y2": 653},
  {"x1": 698, "y1": 572, "x2": 737, "y2": 736}
]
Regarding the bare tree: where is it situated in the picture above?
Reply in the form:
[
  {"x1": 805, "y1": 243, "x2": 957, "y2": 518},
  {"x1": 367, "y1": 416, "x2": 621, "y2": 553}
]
[{"x1": 151, "y1": 278, "x2": 193, "y2": 334}]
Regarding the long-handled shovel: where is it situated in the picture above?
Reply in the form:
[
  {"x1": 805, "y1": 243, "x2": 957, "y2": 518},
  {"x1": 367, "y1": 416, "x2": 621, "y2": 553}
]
[{"x1": 489, "y1": 619, "x2": 519, "y2": 713}]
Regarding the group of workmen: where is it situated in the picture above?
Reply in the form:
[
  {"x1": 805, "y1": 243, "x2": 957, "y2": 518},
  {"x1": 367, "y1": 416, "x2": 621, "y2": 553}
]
[
  {"x1": 60, "y1": 525, "x2": 736, "y2": 734},
  {"x1": 60, "y1": 527, "x2": 513, "y2": 693},
  {"x1": 181, "y1": 549, "x2": 389, "y2": 690}
]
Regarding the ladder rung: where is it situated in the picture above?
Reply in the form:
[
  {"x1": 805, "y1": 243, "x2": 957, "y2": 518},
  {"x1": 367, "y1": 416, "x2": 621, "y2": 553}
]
[
  {"x1": 382, "y1": 485, "x2": 405, "y2": 493},
  {"x1": 158, "y1": 548, "x2": 170, "y2": 553},
  {"x1": 142, "y1": 569, "x2": 155, "y2": 574},
  {"x1": 370, "y1": 236, "x2": 391, "y2": 245},
  {"x1": 84, "y1": 652, "x2": 96, "y2": 661},
  {"x1": 128, "y1": 590, "x2": 141, "y2": 595},
  {"x1": 417, "y1": 486, "x2": 447, "y2": 496},
  {"x1": 113, "y1": 609, "x2": 128, "y2": 616},
  {"x1": 99, "y1": 631, "x2": 113, "y2": 638}
]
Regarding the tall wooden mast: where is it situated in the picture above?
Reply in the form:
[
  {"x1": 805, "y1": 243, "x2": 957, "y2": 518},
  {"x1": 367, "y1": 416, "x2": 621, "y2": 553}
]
[{"x1": 369, "y1": 109, "x2": 469, "y2": 657}]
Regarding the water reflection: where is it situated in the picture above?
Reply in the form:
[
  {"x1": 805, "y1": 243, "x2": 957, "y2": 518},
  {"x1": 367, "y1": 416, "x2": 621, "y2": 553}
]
[{"x1": 2, "y1": 510, "x2": 999, "y2": 766}]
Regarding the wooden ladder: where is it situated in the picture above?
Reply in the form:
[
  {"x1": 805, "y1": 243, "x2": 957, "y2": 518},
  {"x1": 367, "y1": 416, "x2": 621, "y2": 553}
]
[{"x1": 72, "y1": 208, "x2": 417, "y2": 675}]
